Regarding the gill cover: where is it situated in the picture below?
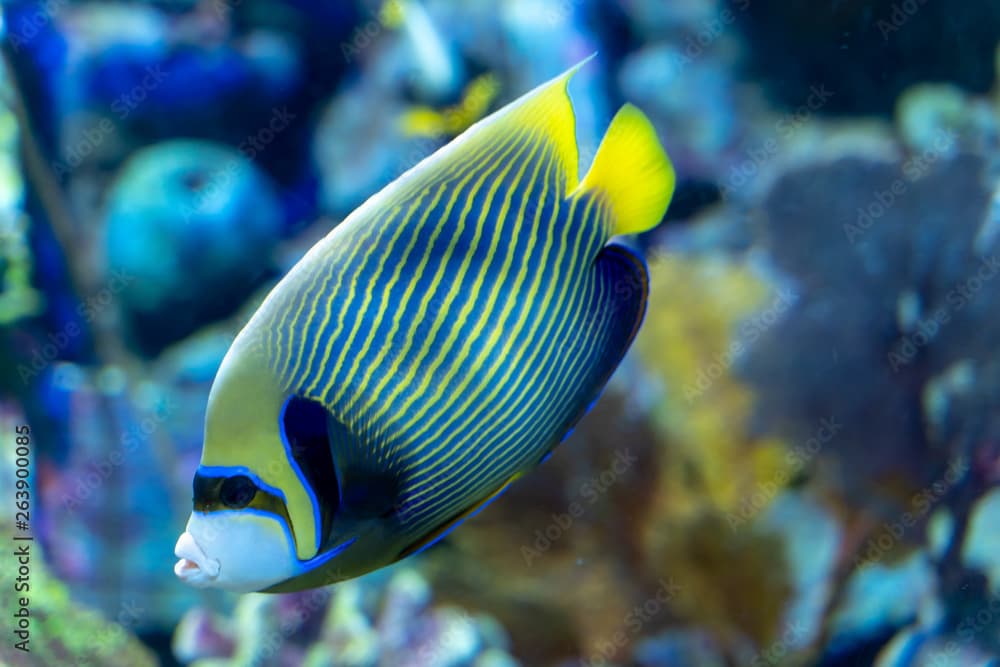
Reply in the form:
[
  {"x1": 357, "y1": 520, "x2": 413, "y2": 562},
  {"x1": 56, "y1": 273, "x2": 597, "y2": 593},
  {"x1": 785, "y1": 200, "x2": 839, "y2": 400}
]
[{"x1": 200, "y1": 328, "x2": 321, "y2": 560}]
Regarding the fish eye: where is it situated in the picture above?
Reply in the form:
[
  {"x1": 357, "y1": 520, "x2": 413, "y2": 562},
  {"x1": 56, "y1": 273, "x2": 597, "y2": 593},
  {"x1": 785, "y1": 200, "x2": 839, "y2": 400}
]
[{"x1": 219, "y1": 475, "x2": 257, "y2": 509}]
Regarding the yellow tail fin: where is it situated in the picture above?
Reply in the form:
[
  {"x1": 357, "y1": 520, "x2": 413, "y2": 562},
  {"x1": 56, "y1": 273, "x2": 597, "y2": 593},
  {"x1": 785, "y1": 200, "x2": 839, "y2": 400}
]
[{"x1": 576, "y1": 104, "x2": 675, "y2": 235}]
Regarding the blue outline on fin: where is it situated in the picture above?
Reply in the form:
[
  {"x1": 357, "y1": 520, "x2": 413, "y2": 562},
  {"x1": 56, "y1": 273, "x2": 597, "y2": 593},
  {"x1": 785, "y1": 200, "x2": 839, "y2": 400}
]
[
  {"x1": 278, "y1": 396, "x2": 324, "y2": 555},
  {"x1": 407, "y1": 484, "x2": 512, "y2": 558}
]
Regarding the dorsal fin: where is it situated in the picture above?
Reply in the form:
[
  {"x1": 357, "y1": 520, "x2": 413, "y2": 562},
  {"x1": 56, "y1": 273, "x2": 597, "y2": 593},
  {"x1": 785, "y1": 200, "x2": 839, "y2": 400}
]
[{"x1": 575, "y1": 103, "x2": 675, "y2": 235}]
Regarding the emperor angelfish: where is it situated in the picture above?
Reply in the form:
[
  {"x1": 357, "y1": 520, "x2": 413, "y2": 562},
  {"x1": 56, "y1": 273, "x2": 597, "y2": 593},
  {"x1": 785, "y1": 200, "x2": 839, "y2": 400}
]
[{"x1": 174, "y1": 57, "x2": 675, "y2": 593}]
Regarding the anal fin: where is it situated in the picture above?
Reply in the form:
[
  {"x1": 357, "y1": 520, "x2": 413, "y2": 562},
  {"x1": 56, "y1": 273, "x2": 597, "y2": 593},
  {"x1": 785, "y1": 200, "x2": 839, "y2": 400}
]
[
  {"x1": 592, "y1": 241, "x2": 649, "y2": 354},
  {"x1": 548, "y1": 241, "x2": 649, "y2": 440}
]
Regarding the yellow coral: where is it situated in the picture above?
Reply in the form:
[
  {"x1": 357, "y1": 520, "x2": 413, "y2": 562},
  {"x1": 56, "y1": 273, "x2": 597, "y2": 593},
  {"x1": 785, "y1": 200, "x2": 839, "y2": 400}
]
[
  {"x1": 633, "y1": 253, "x2": 797, "y2": 651},
  {"x1": 635, "y1": 253, "x2": 789, "y2": 518},
  {"x1": 0, "y1": 414, "x2": 155, "y2": 667},
  {"x1": 656, "y1": 513, "x2": 792, "y2": 651}
]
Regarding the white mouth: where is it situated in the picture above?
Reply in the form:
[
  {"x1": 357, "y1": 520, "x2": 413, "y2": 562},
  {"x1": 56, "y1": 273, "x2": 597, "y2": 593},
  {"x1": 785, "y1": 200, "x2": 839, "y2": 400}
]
[{"x1": 174, "y1": 531, "x2": 220, "y2": 588}]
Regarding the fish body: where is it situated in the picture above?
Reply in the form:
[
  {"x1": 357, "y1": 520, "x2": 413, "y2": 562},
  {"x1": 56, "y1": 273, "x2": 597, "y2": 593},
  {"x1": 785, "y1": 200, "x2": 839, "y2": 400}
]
[{"x1": 174, "y1": 57, "x2": 675, "y2": 593}]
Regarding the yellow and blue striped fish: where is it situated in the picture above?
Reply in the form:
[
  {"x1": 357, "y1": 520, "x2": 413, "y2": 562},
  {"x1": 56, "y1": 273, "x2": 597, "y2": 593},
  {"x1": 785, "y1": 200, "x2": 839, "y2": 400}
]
[{"x1": 173, "y1": 57, "x2": 675, "y2": 593}]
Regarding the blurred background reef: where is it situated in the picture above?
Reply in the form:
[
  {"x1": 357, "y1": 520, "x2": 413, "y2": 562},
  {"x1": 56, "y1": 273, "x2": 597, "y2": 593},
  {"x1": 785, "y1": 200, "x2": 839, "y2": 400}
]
[{"x1": 1, "y1": 0, "x2": 1000, "y2": 665}]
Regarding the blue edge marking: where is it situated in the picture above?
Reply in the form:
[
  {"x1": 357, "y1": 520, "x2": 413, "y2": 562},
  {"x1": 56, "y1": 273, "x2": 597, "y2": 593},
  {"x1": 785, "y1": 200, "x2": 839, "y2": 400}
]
[
  {"x1": 196, "y1": 463, "x2": 355, "y2": 573},
  {"x1": 278, "y1": 396, "x2": 324, "y2": 556}
]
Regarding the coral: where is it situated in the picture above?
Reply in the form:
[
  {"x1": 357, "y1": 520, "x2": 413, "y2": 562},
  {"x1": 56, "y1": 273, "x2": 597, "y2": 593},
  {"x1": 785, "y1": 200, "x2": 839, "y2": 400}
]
[
  {"x1": 733, "y1": 102, "x2": 1000, "y2": 662},
  {"x1": 631, "y1": 628, "x2": 729, "y2": 667},
  {"x1": 0, "y1": 72, "x2": 44, "y2": 326},
  {"x1": 963, "y1": 488, "x2": 1000, "y2": 590},
  {"x1": 314, "y1": 76, "x2": 440, "y2": 216},
  {"x1": 633, "y1": 253, "x2": 790, "y2": 520},
  {"x1": 172, "y1": 568, "x2": 520, "y2": 667},
  {"x1": 398, "y1": 73, "x2": 501, "y2": 138},
  {"x1": 649, "y1": 511, "x2": 793, "y2": 654},
  {"x1": 618, "y1": 33, "x2": 741, "y2": 183},
  {"x1": 877, "y1": 632, "x2": 1000, "y2": 667},
  {"x1": 103, "y1": 139, "x2": 283, "y2": 355},
  {"x1": 895, "y1": 83, "x2": 998, "y2": 158},
  {"x1": 742, "y1": 150, "x2": 996, "y2": 513},
  {"x1": 36, "y1": 362, "x2": 205, "y2": 631},
  {"x1": 0, "y1": 406, "x2": 156, "y2": 667},
  {"x1": 831, "y1": 553, "x2": 938, "y2": 653},
  {"x1": 13, "y1": 229, "x2": 272, "y2": 644},
  {"x1": 630, "y1": 252, "x2": 802, "y2": 658},
  {"x1": 754, "y1": 492, "x2": 842, "y2": 658},
  {"x1": 870, "y1": 489, "x2": 1000, "y2": 666},
  {"x1": 53, "y1": 0, "x2": 358, "y2": 167}
]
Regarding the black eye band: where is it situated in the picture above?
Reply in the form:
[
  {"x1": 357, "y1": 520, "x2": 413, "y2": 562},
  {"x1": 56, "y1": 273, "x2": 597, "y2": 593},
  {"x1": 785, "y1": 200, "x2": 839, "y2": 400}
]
[
  {"x1": 191, "y1": 471, "x2": 299, "y2": 548},
  {"x1": 192, "y1": 472, "x2": 221, "y2": 508},
  {"x1": 193, "y1": 472, "x2": 253, "y2": 511}
]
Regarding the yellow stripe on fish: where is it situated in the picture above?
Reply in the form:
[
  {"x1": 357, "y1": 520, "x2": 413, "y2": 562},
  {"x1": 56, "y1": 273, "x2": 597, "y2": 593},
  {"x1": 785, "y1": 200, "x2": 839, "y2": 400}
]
[{"x1": 174, "y1": 55, "x2": 675, "y2": 594}]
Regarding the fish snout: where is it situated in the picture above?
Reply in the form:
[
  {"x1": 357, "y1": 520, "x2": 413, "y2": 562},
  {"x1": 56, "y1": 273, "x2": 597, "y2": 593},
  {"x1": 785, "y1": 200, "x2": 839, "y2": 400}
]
[{"x1": 174, "y1": 530, "x2": 221, "y2": 587}]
